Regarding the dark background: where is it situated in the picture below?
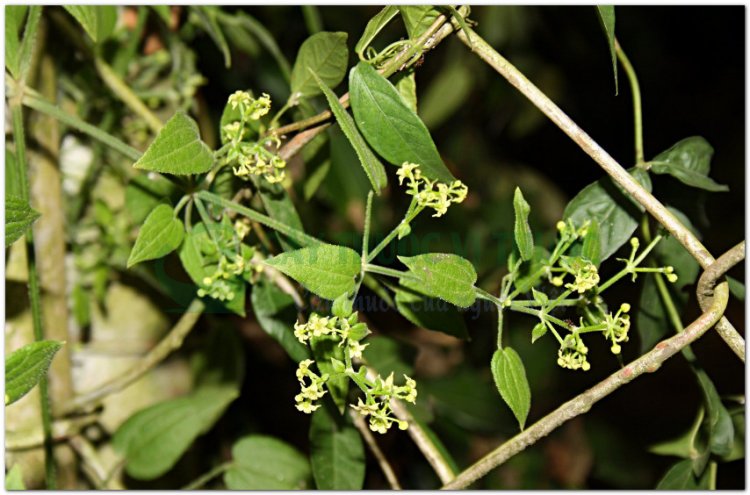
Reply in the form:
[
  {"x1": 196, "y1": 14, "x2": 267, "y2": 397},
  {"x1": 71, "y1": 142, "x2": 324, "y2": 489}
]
[{"x1": 129, "y1": 6, "x2": 746, "y2": 489}]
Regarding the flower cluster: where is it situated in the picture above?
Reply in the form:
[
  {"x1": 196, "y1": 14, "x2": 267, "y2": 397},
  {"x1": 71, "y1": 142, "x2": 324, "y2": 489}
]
[
  {"x1": 557, "y1": 332, "x2": 590, "y2": 371},
  {"x1": 291, "y1": 311, "x2": 419, "y2": 434},
  {"x1": 350, "y1": 372, "x2": 417, "y2": 433},
  {"x1": 603, "y1": 303, "x2": 631, "y2": 354},
  {"x1": 295, "y1": 359, "x2": 329, "y2": 413},
  {"x1": 293, "y1": 312, "x2": 370, "y2": 359},
  {"x1": 220, "y1": 91, "x2": 287, "y2": 184},
  {"x1": 557, "y1": 255, "x2": 600, "y2": 294},
  {"x1": 397, "y1": 162, "x2": 468, "y2": 217}
]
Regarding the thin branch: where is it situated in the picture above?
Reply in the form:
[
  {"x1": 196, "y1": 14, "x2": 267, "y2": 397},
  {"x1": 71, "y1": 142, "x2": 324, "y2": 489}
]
[
  {"x1": 60, "y1": 298, "x2": 205, "y2": 415},
  {"x1": 6, "y1": 414, "x2": 99, "y2": 451},
  {"x1": 615, "y1": 39, "x2": 644, "y2": 165},
  {"x1": 453, "y1": 24, "x2": 717, "y2": 271},
  {"x1": 181, "y1": 462, "x2": 233, "y2": 490},
  {"x1": 69, "y1": 435, "x2": 125, "y2": 490},
  {"x1": 443, "y1": 245, "x2": 740, "y2": 489},
  {"x1": 696, "y1": 241, "x2": 746, "y2": 362},
  {"x1": 349, "y1": 409, "x2": 402, "y2": 490}
]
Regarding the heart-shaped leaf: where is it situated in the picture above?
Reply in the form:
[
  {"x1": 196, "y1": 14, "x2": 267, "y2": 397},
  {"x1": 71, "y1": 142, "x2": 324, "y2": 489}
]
[
  {"x1": 127, "y1": 204, "x2": 184, "y2": 267},
  {"x1": 133, "y1": 112, "x2": 213, "y2": 175}
]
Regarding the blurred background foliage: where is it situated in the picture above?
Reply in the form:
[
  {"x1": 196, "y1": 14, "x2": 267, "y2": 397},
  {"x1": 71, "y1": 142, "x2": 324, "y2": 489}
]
[{"x1": 6, "y1": 5, "x2": 743, "y2": 489}]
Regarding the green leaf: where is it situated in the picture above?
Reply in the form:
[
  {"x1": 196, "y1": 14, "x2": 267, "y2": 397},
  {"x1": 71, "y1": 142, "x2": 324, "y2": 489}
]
[
  {"x1": 290, "y1": 32, "x2": 349, "y2": 101},
  {"x1": 5, "y1": 195, "x2": 40, "y2": 247},
  {"x1": 581, "y1": 219, "x2": 601, "y2": 266},
  {"x1": 265, "y1": 244, "x2": 361, "y2": 301},
  {"x1": 419, "y1": 60, "x2": 473, "y2": 129},
  {"x1": 397, "y1": 253, "x2": 477, "y2": 308},
  {"x1": 313, "y1": 71, "x2": 387, "y2": 194},
  {"x1": 491, "y1": 347, "x2": 531, "y2": 430},
  {"x1": 127, "y1": 204, "x2": 184, "y2": 267},
  {"x1": 133, "y1": 112, "x2": 214, "y2": 175},
  {"x1": 394, "y1": 71, "x2": 417, "y2": 113},
  {"x1": 656, "y1": 459, "x2": 698, "y2": 489},
  {"x1": 224, "y1": 435, "x2": 311, "y2": 489},
  {"x1": 727, "y1": 275, "x2": 745, "y2": 301},
  {"x1": 564, "y1": 167, "x2": 652, "y2": 262},
  {"x1": 177, "y1": 222, "x2": 247, "y2": 316},
  {"x1": 192, "y1": 6, "x2": 231, "y2": 68},
  {"x1": 650, "y1": 137, "x2": 728, "y2": 192},
  {"x1": 64, "y1": 6, "x2": 117, "y2": 43},
  {"x1": 150, "y1": 5, "x2": 171, "y2": 24},
  {"x1": 531, "y1": 322, "x2": 547, "y2": 343},
  {"x1": 255, "y1": 179, "x2": 311, "y2": 251},
  {"x1": 5, "y1": 340, "x2": 63, "y2": 406},
  {"x1": 720, "y1": 406, "x2": 745, "y2": 462},
  {"x1": 5, "y1": 6, "x2": 41, "y2": 80},
  {"x1": 513, "y1": 187, "x2": 534, "y2": 261},
  {"x1": 394, "y1": 286, "x2": 469, "y2": 339},
  {"x1": 349, "y1": 61, "x2": 455, "y2": 183},
  {"x1": 694, "y1": 368, "x2": 734, "y2": 457},
  {"x1": 5, "y1": 464, "x2": 26, "y2": 490},
  {"x1": 595, "y1": 6, "x2": 617, "y2": 93},
  {"x1": 114, "y1": 386, "x2": 238, "y2": 480},
  {"x1": 399, "y1": 6, "x2": 440, "y2": 38},
  {"x1": 649, "y1": 407, "x2": 709, "y2": 473},
  {"x1": 354, "y1": 6, "x2": 399, "y2": 58},
  {"x1": 250, "y1": 279, "x2": 310, "y2": 363},
  {"x1": 309, "y1": 404, "x2": 365, "y2": 490},
  {"x1": 5, "y1": 6, "x2": 26, "y2": 78}
]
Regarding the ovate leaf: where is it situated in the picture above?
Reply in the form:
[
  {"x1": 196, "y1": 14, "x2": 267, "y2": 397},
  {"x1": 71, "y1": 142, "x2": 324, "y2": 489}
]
[
  {"x1": 513, "y1": 187, "x2": 534, "y2": 261},
  {"x1": 581, "y1": 219, "x2": 601, "y2": 266},
  {"x1": 64, "y1": 6, "x2": 117, "y2": 43},
  {"x1": 564, "y1": 167, "x2": 651, "y2": 262},
  {"x1": 127, "y1": 204, "x2": 184, "y2": 267},
  {"x1": 694, "y1": 368, "x2": 734, "y2": 457},
  {"x1": 113, "y1": 386, "x2": 238, "y2": 480},
  {"x1": 290, "y1": 32, "x2": 349, "y2": 101},
  {"x1": 5, "y1": 340, "x2": 63, "y2": 406},
  {"x1": 192, "y1": 6, "x2": 231, "y2": 68},
  {"x1": 313, "y1": 72, "x2": 387, "y2": 194},
  {"x1": 595, "y1": 6, "x2": 617, "y2": 93},
  {"x1": 649, "y1": 137, "x2": 728, "y2": 192},
  {"x1": 491, "y1": 347, "x2": 531, "y2": 430},
  {"x1": 656, "y1": 459, "x2": 698, "y2": 489},
  {"x1": 133, "y1": 112, "x2": 213, "y2": 175},
  {"x1": 531, "y1": 322, "x2": 547, "y2": 343},
  {"x1": 251, "y1": 280, "x2": 310, "y2": 363},
  {"x1": 309, "y1": 405, "x2": 365, "y2": 490},
  {"x1": 354, "y1": 6, "x2": 399, "y2": 58},
  {"x1": 265, "y1": 244, "x2": 361, "y2": 300},
  {"x1": 349, "y1": 61, "x2": 455, "y2": 182},
  {"x1": 5, "y1": 195, "x2": 40, "y2": 247},
  {"x1": 394, "y1": 71, "x2": 417, "y2": 113},
  {"x1": 397, "y1": 253, "x2": 477, "y2": 308},
  {"x1": 224, "y1": 435, "x2": 311, "y2": 489},
  {"x1": 399, "y1": 6, "x2": 440, "y2": 38}
]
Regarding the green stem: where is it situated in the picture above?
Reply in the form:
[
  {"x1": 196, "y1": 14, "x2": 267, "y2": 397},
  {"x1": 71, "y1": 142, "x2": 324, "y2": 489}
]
[
  {"x1": 475, "y1": 287, "x2": 503, "y2": 306},
  {"x1": 508, "y1": 304, "x2": 575, "y2": 333},
  {"x1": 597, "y1": 235, "x2": 662, "y2": 293},
  {"x1": 21, "y1": 92, "x2": 142, "y2": 162},
  {"x1": 496, "y1": 305, "x2": 504, "y2": 348},
  {"x1": 363, "y1": 263, "x2": 414, "y2": 281},
  {"x1": 511, "y1": 298, "x2": 579, "y2": 307},
  {"x1": 12, "y1": 103, "x2": 57, "y2": 489},
  {"x1": 366, "y1": 201, "x2": 422, "y2": 263},
  {"x1": 301, "y1": 5, "x2": 323, "y2": 34},
  {"x1": 182, "y1": 462, "x2": 233, "y2": 490},
  {"x1": 615, "y1": 39, "x2": 644, "y2": 166},
  {"x1": 362, "y1": 191, "x2": 374, "y2": 262},
  {"x1": 94, "y1": 56, "x2": 163, "y2": 134},
  {"x1": 196, "y1": 190, "x2": 321, "y2": 247}
]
